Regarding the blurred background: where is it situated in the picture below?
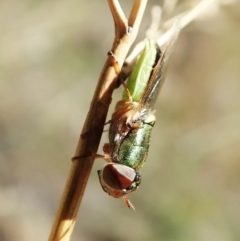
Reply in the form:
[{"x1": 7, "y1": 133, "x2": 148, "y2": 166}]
[{"x1": 0, "y1": 0, "x2": 240, "y2": 240}]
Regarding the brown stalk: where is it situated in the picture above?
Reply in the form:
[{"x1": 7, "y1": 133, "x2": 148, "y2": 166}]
[{"x1": 48, "y1": 1, "x2": 148, "y2": 241}]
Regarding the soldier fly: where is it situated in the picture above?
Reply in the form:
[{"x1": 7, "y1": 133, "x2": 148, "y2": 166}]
[{"x1": 98, "y1": 25, "x2": 179, "y2": 210}]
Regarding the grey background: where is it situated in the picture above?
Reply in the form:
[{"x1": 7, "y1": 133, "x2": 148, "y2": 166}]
[{"x1": 0, "y1": 1, "x2": 240, "y2": 240}]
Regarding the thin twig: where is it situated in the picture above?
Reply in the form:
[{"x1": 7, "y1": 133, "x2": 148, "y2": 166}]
[
  {"x1": 125, "y1": 0, "x2": 219, "y2": 65},
  {"x1": 108, "y1": 0, "x2": 128, "y2": 39},
  {"x1": 48, "y1": 1, "x2": 147, "y2": 241}
]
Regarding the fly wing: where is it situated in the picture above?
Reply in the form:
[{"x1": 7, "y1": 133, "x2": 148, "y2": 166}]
[{"x1": 140, "y1": 20, "x2": 180, "y2": 109}]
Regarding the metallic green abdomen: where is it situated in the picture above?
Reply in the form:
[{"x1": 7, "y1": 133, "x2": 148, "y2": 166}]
[{"x1": 117, "y1": 120, "x2": 154, "y2": 170}]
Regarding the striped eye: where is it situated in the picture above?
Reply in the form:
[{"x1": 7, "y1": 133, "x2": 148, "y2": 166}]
[{"x1": 98, "y1": 163, "x2": 141, "y2": 199}]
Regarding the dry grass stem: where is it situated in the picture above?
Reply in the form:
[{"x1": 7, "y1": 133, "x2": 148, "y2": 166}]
[{"x1": 48, "y1": 1, "x2": 147, "y2": 241}]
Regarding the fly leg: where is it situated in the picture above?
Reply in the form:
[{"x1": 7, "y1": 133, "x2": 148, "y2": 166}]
[
  {"x1": 107, "y1": 51, "x2": 133, "y2": 102},
  {"x1": 80, "y1": 119, "x2": 112, "y2": 139},
  {"x1": 105, "y1": 52, "x2": 140, "y2": 131},
  {"x1": 72, "y1": 153, "x2": 112, "y2": 163},
  {"x1": 81, "y1": 47, "x2": 138, "y2": 140},
  {"x1": 72, "y1": 141, "x2": 114, "y2": 163}
]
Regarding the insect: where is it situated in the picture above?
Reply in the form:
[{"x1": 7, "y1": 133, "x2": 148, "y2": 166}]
[{"x1": 98, "y1": 26, "x2": 179, "y2": 210}]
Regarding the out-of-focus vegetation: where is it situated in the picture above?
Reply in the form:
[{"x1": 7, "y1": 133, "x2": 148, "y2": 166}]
[{"x1": 0, "y1": 0, "x2": 240, "y2": 241}]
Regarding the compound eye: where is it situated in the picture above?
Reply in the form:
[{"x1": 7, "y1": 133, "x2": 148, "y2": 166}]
[{"x1": 102, "y1": 163, "x2": 136, "y2": 190}]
